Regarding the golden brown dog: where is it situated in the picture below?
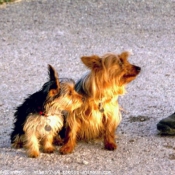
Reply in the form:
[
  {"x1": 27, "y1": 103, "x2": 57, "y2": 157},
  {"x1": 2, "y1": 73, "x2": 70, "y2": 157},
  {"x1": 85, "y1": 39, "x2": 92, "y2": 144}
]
[{"x1": 60, "y1": 51, "x2": 141, "y2": 154}]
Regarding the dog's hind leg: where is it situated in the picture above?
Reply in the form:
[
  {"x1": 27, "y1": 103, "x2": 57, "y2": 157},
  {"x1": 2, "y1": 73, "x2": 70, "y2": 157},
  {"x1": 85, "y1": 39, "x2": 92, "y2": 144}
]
[{"x1": 11, "y1": 134, "x2": 25, "y2": 149}]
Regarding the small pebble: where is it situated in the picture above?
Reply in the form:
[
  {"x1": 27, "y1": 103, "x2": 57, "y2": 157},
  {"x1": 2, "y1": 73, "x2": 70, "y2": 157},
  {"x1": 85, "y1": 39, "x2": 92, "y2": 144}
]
[
  {"x1": 82, "y1": 160, "x2": 89, "y2": 165},
  {"x1": 140, "y1": 117, "x2": 146, "y2": 121}
]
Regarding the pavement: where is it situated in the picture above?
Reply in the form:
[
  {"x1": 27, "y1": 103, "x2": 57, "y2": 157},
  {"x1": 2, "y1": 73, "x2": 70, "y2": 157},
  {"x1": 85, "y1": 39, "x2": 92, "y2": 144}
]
[{"x1": 0, "y1": 0, "x2": 175, "y2": 174}]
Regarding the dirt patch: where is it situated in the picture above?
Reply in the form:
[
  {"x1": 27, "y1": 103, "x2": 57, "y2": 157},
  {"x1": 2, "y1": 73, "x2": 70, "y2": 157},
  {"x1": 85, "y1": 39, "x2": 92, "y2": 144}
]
[{"x1": 128, "y1": 116, "x2": 151, "y2": 123}]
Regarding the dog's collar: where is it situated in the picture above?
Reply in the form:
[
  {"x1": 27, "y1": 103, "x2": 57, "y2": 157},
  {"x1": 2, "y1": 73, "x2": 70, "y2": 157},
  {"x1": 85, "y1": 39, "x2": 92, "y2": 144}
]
[
  {"x1": 38, "y1": 106, "x2": 48, "y2": 117},
  {"x1": 39, "y1": 110, "x2": 48, "y2": 117},
  {"x1": 38, "y1": 106, "x2": 62, "y2": 117}
]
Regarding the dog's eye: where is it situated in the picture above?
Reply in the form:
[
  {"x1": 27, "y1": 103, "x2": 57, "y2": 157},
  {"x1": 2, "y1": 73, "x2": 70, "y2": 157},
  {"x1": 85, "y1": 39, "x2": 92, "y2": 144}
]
[
  {"x1": 119, "y1": 58, "x2": 124, "y2": 65},
  {"x1": 120, "y1": 58, "x2": 124, "y2": 63}
]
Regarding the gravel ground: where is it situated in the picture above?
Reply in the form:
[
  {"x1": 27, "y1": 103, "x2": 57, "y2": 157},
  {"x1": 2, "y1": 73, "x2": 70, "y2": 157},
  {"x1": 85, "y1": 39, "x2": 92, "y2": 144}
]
[{"x1": 0, "y1": 0, "x2": 175, "y2": 174}]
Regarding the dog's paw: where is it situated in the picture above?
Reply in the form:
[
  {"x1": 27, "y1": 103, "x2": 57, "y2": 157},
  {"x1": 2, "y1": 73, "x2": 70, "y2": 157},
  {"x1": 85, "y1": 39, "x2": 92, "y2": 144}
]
[
  {"x1": 27, "y1": 150, "x2": 40, "y2": 158},
  {"x1": 43, "y1": 146, "x2": 55, "y2": 154},
  {"x1": 59, "y1": 145, "x2": 74, "y2": 154},
  {"x1": 104, "y1": 142, "x2": 117, "y2": 151}
]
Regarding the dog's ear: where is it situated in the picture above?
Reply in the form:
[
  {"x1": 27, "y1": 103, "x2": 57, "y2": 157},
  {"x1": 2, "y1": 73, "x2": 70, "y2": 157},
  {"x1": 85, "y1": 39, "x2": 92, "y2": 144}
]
[
  {"x1": 81, "y1": 55, "x2": 102, "y2": 71},
  {"x1": 119, "y1": 51, "x2": 131, "y2": 60},
  {"x1": 48, "y1": 64, "x2": 60, "y2": 96}
]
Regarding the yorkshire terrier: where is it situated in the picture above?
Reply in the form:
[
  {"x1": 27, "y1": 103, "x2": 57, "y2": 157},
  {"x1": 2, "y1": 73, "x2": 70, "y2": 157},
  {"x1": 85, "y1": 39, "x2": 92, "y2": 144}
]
[
  {"x1": 11, "y1": 65, "x2": 83, "y2": 158},
  {"x1": 60, "y1": 51, "x2": 141, "y2": 154}
]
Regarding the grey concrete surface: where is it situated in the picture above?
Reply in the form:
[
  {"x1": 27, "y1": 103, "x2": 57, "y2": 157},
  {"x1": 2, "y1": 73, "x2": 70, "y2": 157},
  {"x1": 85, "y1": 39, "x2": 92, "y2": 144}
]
[{"x1": 0, "y1": 0, "x2": 175, "y2": 174}]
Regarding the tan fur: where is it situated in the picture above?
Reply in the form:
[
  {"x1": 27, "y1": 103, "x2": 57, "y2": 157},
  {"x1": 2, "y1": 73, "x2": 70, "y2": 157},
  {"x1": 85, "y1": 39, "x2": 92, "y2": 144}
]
[
  {"x1": 23, "y1": 113, "x2": 63, "y2": 157},
  {"x1": 60, "y1": 51, "x2": 141, "y2": 154}
]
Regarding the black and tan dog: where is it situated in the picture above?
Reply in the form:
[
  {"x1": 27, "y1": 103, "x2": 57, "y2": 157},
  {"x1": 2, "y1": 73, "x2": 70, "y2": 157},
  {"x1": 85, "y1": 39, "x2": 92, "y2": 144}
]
[{"x1": 11, "y1": 65, "x2": 83, "y2": 158}]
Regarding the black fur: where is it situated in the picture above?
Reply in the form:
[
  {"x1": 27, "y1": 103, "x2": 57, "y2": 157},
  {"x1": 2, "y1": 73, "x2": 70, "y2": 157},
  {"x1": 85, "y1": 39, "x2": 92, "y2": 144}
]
[{"x1": 75, "y1": 74, "x2": 88, "y2": 96}]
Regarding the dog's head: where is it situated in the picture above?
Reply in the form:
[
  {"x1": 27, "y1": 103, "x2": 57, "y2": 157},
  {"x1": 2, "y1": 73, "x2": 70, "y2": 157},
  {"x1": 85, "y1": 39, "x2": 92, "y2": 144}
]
[
  {"x1": 56, "y1": 79, "x2": 84, "y2": 111},
  {"x1": 81, "y1": 51, "x2": 141, "y2": 97},
  {"x1": 44, "y1": 65, "x2": 83, "y2": 112}
]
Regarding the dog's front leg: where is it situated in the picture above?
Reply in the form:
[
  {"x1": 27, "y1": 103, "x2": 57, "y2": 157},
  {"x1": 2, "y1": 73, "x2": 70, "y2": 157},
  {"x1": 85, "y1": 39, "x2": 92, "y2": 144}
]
[
  {"x1": 25, "y1": 133, "x2": 40, "y2": 158},
  {"x1": 43, "y1": 134, "x2": 55, "y2": 153},
  {"x1": 103, "y1": 117, "x2": 118, "y2": 151}
]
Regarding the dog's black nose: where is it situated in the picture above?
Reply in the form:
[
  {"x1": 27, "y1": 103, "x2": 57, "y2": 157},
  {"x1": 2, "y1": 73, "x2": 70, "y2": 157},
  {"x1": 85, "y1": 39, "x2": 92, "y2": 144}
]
[{"x1": 135, "y1": 66, "x2": 141, "y2": 72}]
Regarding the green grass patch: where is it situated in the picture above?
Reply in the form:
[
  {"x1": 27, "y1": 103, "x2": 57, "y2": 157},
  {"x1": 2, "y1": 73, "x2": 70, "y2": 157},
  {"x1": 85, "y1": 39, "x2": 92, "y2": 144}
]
[{"x1": 0, "y1": 0, "x2": 18, "y2": 5}]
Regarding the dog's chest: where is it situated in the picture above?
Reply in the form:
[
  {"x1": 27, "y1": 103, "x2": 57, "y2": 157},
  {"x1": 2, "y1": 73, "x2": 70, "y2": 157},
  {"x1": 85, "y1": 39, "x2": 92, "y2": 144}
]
[
  {"x1": 77, "y1": 102, "x2": 121, "y2": 140},
  {"x1": 45, "y1": 115, "x2": 63, "y2": 131},
  {"x1": 24, "y1": 114, "x2": 64, "y2": 136}
]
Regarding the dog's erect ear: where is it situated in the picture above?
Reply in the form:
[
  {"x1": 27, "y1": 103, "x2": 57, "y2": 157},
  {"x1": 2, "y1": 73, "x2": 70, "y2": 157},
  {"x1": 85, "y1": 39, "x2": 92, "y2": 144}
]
[
  {"x1": 48, "y1": 64, "x2": 59, "y2": 84},
  {"x1": 81, "y1": 55, "x2": 102, "y2": 71},
  {"x1": 48, "y1": 64, "x2": 60, "y2": 96},
  {"x1": 119, "y1": 51, "x2": 131, "y2": 60}
]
